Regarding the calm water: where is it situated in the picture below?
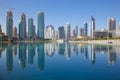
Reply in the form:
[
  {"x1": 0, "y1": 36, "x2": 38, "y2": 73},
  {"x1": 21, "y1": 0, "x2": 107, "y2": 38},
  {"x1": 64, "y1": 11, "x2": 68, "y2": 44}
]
[{"x1": 0, "y1": 42, "x2": 120, "y2": 80}]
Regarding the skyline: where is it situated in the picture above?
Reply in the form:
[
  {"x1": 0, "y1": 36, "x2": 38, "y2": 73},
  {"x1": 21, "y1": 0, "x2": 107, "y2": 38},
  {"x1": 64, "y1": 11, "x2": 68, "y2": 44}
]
[{"x1": 0, "y1": 0, "x2": 120, "y2": 33}]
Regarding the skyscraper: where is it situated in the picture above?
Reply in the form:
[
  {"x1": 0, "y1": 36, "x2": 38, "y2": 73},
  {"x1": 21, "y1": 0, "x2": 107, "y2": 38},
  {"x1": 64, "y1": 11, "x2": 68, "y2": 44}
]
[
  {"x1": 72, "y1": 29, "x2": 76, "y2": 37},
  {"x1": 0, "y1": 25, "x2": 2, "y2": 35},
  {"x1": 19, "y1": 13, "x2": 26, "y2": 40},
  {"x1": 13, "y1": 26, "x2": 17, "y2": 38},
  {"x1": 84, "y1": 23, "x2": 88, "y2": 36},
  {"x1": 28, "y1": 18, "x2": 35, "y2": 39},
  {"x1": 44, "y1": 25, "x2": 54, "y2": 40},
  {"x1": 65, "y1": 22, "x2": 71, "y2": 41},
  {"x1": 58, "y1": 26, "x2": 65, "y2": 39},
  {"x1": 90, "y1": 16, "x2": 95, "y2": 38},
  {"x1": 75, "y1": 26, "x2": 78, "y2": 36},
  {"x1": 80, "y1": 28, "x2": 84, "y2": 36},
  {"x1": 6, "y1": 10, "x2": 13, "y2": 39},
  {"x1": 37, "y1": 11, "x2": 45, "y2": 40},
  {"x1": 108, "y1": 17, "x2": 116, "y2": 32}
]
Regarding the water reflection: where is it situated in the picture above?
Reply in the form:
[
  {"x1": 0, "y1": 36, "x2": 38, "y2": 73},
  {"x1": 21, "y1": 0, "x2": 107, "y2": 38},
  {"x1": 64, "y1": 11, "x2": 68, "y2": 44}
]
[
  {"x1": 18, "y1": 43, "x2": 27, "y2": 69},
  {"x1": 0, "y1": 43, "x2": 119, "y2": 72},
  {"x1": 28, "y1": 43, "x2": 36, "y2": 65},
  {"x1": 6, "y1": 44, "x2": 13, "y2": 71},
  {"x1": 37, "y1": 43, "x2": 45, "y2": 71}
]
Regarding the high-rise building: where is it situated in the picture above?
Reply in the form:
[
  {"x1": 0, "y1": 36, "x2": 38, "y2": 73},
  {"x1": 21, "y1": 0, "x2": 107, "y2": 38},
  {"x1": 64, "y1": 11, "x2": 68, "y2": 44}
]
[
  {"x1": 65, "y1": 22, "x2": 71, "y2": 41},
  {"x1": 72, "y1": 29, "x2": 76, "y2": 37},
  {"x1": 58, "y1": 26, "x2": 65, "y2": 39},
  {"x1": 75, "y1": 26, "x2": 78, "y2": 36},
  {"x1": 84, "y1": 23, "x2": 88, "y2": 36},
  {"x1": 108, "y1": 17, "x2": 116, "y2": 32},
  {"x1": 19, "y1": 13, "x2": 26, "y2": 40},
  {"x1": 44, "y1": 25, "x2": 55, "y2": 40},
  {"x1": 80, "y1": 28, "x2": 84, "y2": 36},
  {"x1": 6, "y1": 10, "x2": 13, "y2": 39},
  {"x1": 13, "y1": 26, "x2": 17, "y2": 38},
  {"x1": 90, "y1": 16, "x2": 95, "y2": 38},
  {"x1": 0, "y1": 25, "x2": 2, "y2": 35},
  {"x1": 28, "y1": 18, "x2": 35, "y2": 39},
  {"x1": 37, "y1": 11, "x2": 45, "y2": 40}
]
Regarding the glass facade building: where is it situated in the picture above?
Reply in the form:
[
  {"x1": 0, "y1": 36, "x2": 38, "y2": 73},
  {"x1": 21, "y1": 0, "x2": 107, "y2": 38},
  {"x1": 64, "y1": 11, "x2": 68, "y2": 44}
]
[
  {"x1": 19, "y1": 13, "x2": 26, "y2": 40},
  {"x1": 37, "y1": 12, "x2": 45, "y2": 40},
  {"x1": 28, "y1": 18, "x2": 34, "y2": 39},
  {"x1": 6, "y1": 10, "x2": 13, "y2": 39}
]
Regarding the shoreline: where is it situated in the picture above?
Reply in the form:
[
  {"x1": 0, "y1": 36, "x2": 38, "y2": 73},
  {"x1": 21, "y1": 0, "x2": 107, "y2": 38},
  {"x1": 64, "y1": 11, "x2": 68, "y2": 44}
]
[{"x1": 69, "y1": 40, "x2": 120, "y2": 45}]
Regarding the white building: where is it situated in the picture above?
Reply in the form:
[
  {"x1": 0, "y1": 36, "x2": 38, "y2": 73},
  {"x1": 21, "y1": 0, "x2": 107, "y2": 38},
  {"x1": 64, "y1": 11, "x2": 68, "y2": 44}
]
[
  {"x1": 44, "y1": 25, "x2": 55, "y2": 40},
  {"x1": 65, "y1": 22, "x2": 71, "y2": 41}
]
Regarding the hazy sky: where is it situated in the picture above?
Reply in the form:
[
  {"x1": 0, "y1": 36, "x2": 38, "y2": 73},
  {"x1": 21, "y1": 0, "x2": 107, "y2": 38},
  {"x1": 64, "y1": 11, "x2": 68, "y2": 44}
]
[{"x1": 0, "y1": 0, "x2": 120, "y2": 33}]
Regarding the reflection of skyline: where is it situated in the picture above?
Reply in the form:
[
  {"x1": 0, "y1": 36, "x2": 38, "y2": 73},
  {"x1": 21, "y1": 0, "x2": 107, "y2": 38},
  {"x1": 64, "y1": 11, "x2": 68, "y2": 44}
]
[
  {"x1": 28, "y1": 43, "x2": 36, "y2": 65},
  {"x1": 18, "y1": 43, "x2": 26, "y2": 69},
  {"x1": 108, "y1": 46, "x2": 116, "y2": 64},
  {"x1": 0, "y1": 43, "x2": 119, "y2": 72},
  {"x1": 65, "y1": 43, "x2": 71, "y2": 60},
  {"x1": 37, "y1": 43, "x2": 45, "y2": 71},
  {"x1": 90, "y1": 44, "x2": 95, "y2": 64},
  {"x1": 13, "y1": 44, "x2": 17, "y2": 56},
  {"x1": 6, "y1": 44, "x2": 13, "y2": 72}
]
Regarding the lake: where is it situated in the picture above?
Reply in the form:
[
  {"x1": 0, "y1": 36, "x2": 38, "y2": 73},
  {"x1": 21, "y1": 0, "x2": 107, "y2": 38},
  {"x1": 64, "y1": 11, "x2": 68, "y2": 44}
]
[{"x1": 0, "y1": 42, "x2": 120, "y2": 80}]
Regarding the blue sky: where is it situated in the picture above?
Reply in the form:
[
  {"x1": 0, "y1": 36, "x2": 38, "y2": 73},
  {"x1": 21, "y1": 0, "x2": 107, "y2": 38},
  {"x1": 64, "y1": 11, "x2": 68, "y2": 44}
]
[{"x1": 0, "y1": 0, "x2": 120, "y2": 33}]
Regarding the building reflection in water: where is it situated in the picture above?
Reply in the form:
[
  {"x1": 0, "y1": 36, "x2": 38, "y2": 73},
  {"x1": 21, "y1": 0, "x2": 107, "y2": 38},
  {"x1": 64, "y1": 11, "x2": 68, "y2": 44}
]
[
  {"x1": 0, "y1": 44, "x2": 7, "y2": 58},
  {"x1": 108, "y1": 46, "x2": 116, "y2": 64},
  {"x1": 65, "y1": 43, "x2": 71, "y2": 60},
  {"x1": 13, "y1": 44, "x2": 17, "y2": 56},
  {"x1": 90, "y1": 44, "x2": 95, "y2": 64},
  {"x1": 37, "y1": 43, "x2": 45, "y2": 71},
  {"x1": 58, "y1": 43, "x2": 65, "y2": 56},
  {"x1": 84, "y1": 46, "x2": 88, "y2": 59},
  {"x1": 28, "y1": 43, "x2": 36, "y2": 65},
  {"x1": 6, "y1": 44, "x2": 13, "y2": 72},
  {"x1": 2, "y1": 42, "x2": 120, "y2": 72},
  {"x1": 18, "y1": 43, "x2": 26, "y2": 69},
  {"x1": 44, "y1": 43, "x2": 54, "y2": 56}
]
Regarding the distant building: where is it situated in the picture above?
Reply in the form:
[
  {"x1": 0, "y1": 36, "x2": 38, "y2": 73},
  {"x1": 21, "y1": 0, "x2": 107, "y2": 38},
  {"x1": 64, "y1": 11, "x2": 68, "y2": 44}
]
[
  {"x1": 75, "y1": 26, "x2": 78, "y2": 36},
  {"x1": 80, "y1": 28, "x2": 84, "y2": 36},
  {"x1": 65, "y1": 22, "x2": 71, "y2": 41},
  {"x1": 58, "y1": 26, "x2": 65, "y2": 39},
  {"x1": 108, "y1": 17, "x2": 116, "y2": 32},
  {"x1": 37, "y1": 11, "x2": 45, "y2": 40},
  {"x1": 6, "y1": 10, "x2": 13, "y2": 39},
  {"x1": 55, "y1": 30, "x2": 58, "y2": 40},
  {"x1": 90, "y1": 16, "x2": 95, "y2": 38},
  {"x1": 19, "y1": 13, "x2": 26, "y2": 40},
  {"x1": 13, "y1": 26, "x2": 17, "y2": 38},
  {"x1": 0, "y1": 25, "x2": 2, "y2": 35},
  {"x1": 84, "y1": 23, "x2": 88, "y2": 36},
  {"x1": 93, "y1": 30, "x2": 108, "y2": 38},
  {"x1": 72, "y1": 29, "x2": 76, "y2": 37},
  {"x1": 28, "y1": 18, "x2": 35, "y2": 39},
  {"x1": 44, "y1": 25, "x2": 55, "y2": 40}
]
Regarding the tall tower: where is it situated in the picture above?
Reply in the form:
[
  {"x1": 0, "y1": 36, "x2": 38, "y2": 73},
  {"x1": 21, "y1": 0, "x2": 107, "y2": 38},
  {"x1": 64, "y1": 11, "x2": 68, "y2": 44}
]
[
  {"x1": 28, "y1": 18, "x2": 34, "y2": 39},
  {"x1": 90, "y1": 16, "x2": 95, "y2": 38},
  {"x1": 0, "y1": 25, "x2": 2, "y2": 35},
  {"x1": 75, "y1": 26, "x2": 78, "y2": 36},
  {"x1": 37, "y1": 11, "x2": 45, "y2": 40},
  {"x1": 58, "y1": 26, "x2": 65, "y2": 39},
  {"x1": 6, "y1": 10, "x2": 13, "y2": 39},
  {"x1": 108, "y1": 17, "x2": 116, "y2": 32},
  {"x1": 84, "y1": 23, "x2": 88, "y2": 36},
  {"x1": 65, "y1": 22, "x2": 71, "y2": 41},
  {"x1": 19, "y1": 13, "x2": 26, "y2": 40},
  {"x1": 13, "y1": 26, "x2": 17, "y2": 38}
]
